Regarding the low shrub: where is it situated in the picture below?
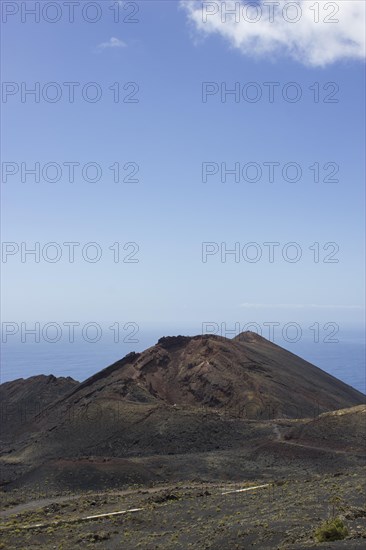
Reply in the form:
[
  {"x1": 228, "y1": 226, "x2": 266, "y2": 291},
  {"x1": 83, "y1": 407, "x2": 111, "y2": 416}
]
[{"x1": 315, "y1": 517, "x2": 348, "y2": 542}]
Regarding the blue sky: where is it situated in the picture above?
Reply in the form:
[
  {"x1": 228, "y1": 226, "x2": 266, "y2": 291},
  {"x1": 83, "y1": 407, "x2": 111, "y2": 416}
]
[{"x1": 1, "y1": 0, "x2": 365, "y2": 343}]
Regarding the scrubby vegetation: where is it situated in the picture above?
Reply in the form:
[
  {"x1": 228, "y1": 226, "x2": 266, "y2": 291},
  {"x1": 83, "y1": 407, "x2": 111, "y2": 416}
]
[{"x1": 315, "y1": 516, "x2": 349, "y2": 542}]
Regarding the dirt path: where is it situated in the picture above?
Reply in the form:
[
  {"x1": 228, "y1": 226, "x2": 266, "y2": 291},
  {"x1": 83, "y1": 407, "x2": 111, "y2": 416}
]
[
  {"x1": 1, "y1": 489, "x2": 145, "y2": 519},
  {"x1": 0, "y1": 482, "x2": 273, "y2": 531},
  {"x1": 0, "y1": 494, "x2": 82, "y2": 518},
  {"x1": 0, "y1": 482, "x2": 214, "y2": 519},
  {"x1": 221, "y1": 484, "x2": 269, "y2": 495},
  {"x1": 270, "y1": 422, "x2": 357, "y2": 455},
  {"x1": 0, "y1": 507, "x2": 143, "y2": 531},
  {"x1": 0, "y1": 479, "x2": 273, "y2": 521},
  {"x1": 280, "y1": 439, "x2": 354, "y2": 455}
]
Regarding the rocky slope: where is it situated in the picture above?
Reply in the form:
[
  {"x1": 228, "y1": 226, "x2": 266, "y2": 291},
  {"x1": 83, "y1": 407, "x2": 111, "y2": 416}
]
[
  {"x1": 57, "y1": 332, "x2": 364, "y2": 419},
  {"x1": 0, "y1": 374, "x2": 78, "y2": 442}
]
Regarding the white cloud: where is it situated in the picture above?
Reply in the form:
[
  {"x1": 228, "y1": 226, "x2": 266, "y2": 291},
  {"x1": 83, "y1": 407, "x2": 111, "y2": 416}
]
[
  {"x1": 97, "y1": 37, "x2": 127, "y2": 50},
  {"x1": 181, "y1": 0, "x2": 366, "y2": 66},
  {"x1": 239, "y1": 303, "x2": 364, "y2": 310}
]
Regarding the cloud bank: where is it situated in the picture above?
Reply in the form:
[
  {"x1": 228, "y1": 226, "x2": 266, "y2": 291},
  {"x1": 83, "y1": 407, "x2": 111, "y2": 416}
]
[
  {"x1": 97, "y1": 37, "x2": 127, "y2": 50},
  {"x1": 181, "y1": 0, "x2": 365, "y2": 66},
  {"x1": 239, "y1": 303, "x2": 364, "y2": 310}
]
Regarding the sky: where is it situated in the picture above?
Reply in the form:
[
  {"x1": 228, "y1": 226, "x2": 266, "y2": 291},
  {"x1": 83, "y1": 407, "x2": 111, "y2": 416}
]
[{"x1": 1, "y1": 1, "x2": 365, "y2": 357}]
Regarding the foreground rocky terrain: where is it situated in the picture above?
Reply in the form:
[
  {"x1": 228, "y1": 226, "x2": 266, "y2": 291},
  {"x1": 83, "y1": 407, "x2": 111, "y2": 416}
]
[
  {"x1": 0, "y1": 468, "x2": 365, "y2": 549},
  {"x1": 0, "y1": 332, "x2": 365, "y2": 548}
]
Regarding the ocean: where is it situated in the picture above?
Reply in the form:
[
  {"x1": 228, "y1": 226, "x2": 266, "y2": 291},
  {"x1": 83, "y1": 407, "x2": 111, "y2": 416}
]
[{"x1": 1, "y1": 327, "x2": 365, "y2": 395}]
